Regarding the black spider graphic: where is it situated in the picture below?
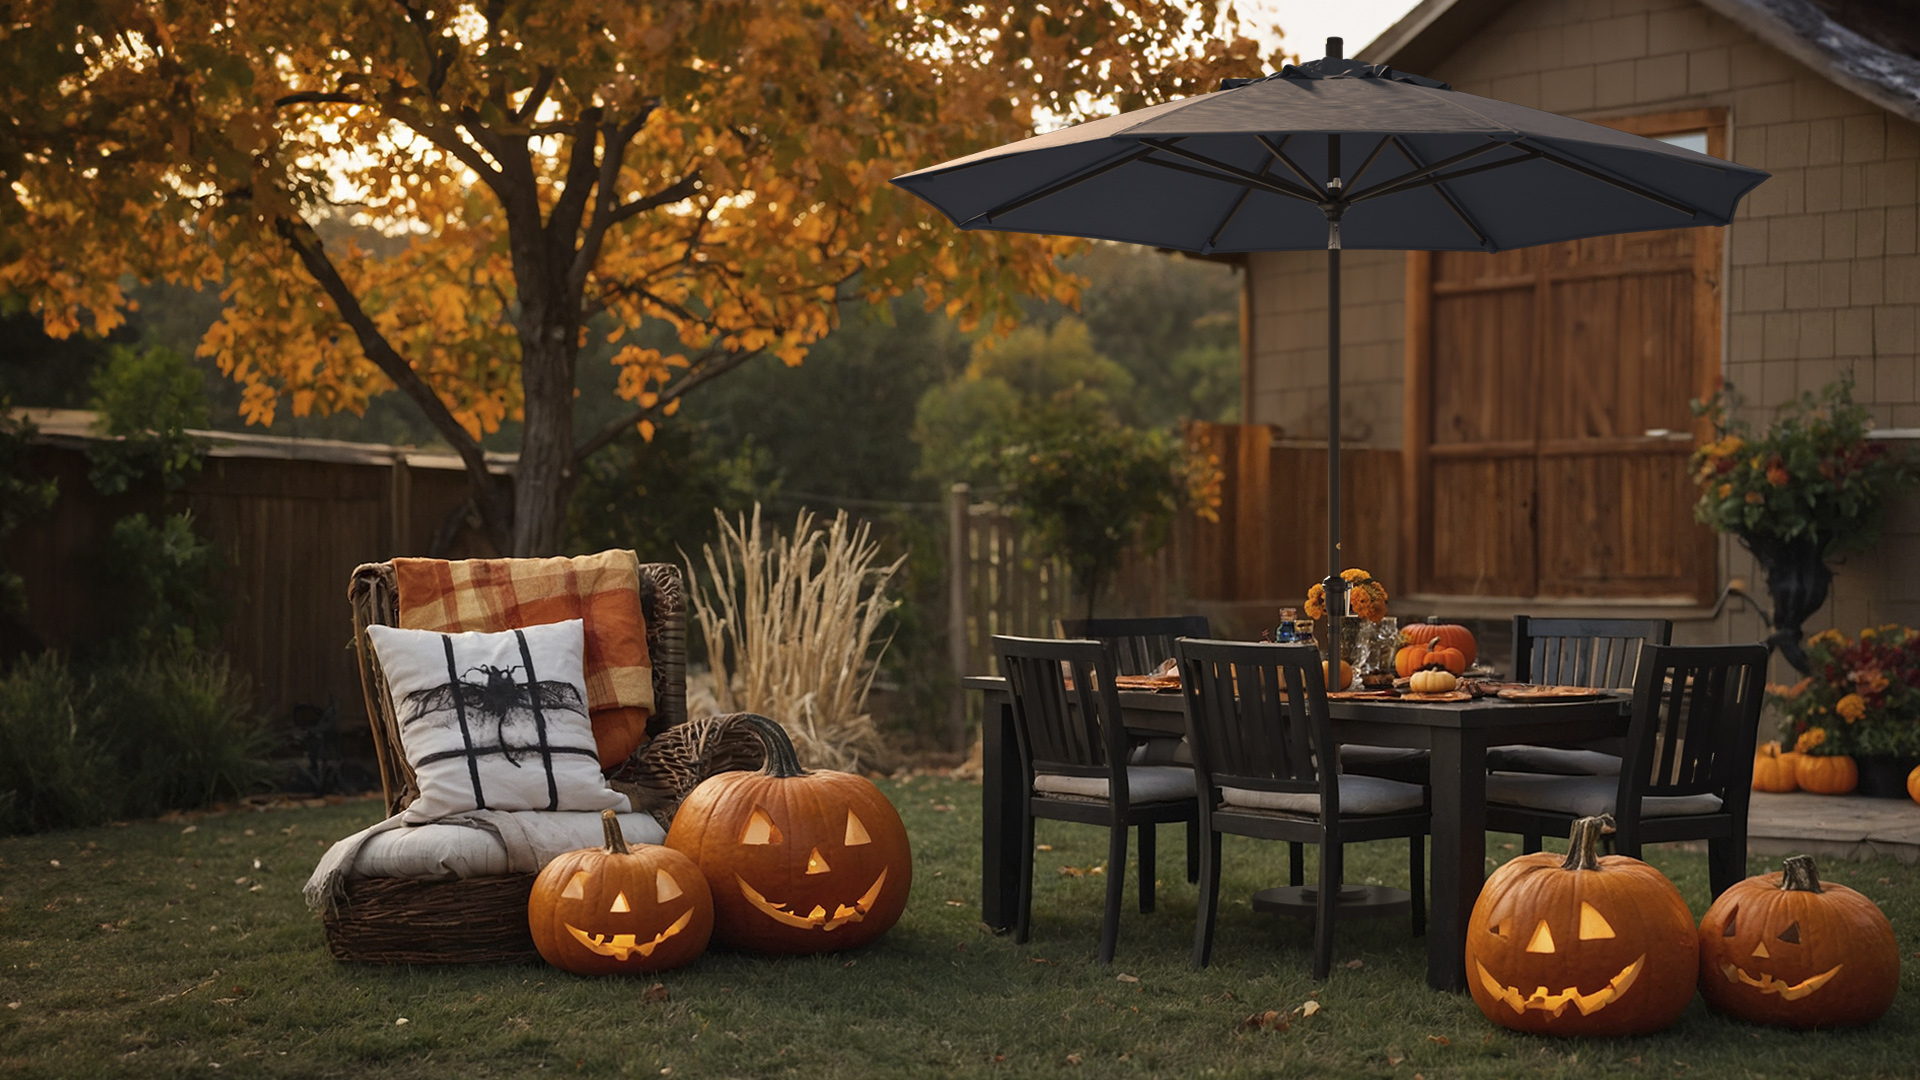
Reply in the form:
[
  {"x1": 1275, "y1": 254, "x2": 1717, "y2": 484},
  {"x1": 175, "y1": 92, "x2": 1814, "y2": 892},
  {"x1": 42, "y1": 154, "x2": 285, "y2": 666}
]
[{"x1": 401, "y1": 664, "x2": 586, "y2": 765}]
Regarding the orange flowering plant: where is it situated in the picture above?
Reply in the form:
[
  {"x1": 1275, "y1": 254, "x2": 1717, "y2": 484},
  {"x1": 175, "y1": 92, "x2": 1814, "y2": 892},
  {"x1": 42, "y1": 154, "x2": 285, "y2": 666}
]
[
  {"x1": 1304, "y1": 568, "x2": 1389, "y2": 623},
  {"x1": 1690, "y1": 378, "x2": 1913, "y2": 556},
  {"x1": 1770, "y1": 626, "x2": 1920, "y2": 757}
]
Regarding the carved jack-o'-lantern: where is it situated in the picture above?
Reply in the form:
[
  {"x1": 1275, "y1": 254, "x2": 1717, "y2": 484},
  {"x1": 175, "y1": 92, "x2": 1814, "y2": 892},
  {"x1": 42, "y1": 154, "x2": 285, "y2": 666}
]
[
  {"x1": 1465, "y1": 815, "x2": 1698, "y2": 1037},
  {"x1": 1697, "y1": 855, "x2": 1899, "y2": 1029},
  {"x1": 665, "y1": 714, "x2": 912, "y2": 954},
  {"x1": 528, "y1": 809, "x2": 714, "y2": 975}
]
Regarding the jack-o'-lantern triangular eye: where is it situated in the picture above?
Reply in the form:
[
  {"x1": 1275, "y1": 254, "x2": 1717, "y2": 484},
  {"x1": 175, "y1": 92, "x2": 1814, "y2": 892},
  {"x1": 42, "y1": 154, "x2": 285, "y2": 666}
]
[
  {"x1": 656, "y1": 868, "x2": 683, "y2": 903},
  {"x1": 845, "y1": 811, "x2": 872, "y2": 846},
  {"x1": 1778, "y1": 920, "x2": 1801, "y2": 945},
  {"x1": 1578, "y1": 901, "x2": 1615, "y2": 940},
  {"x1": 742, "y1": 808, "x2": 783, "y2": 845},
  {"x1": 562, "y1": 871, "x2": 590, "y2": 900},
  {"x1": 610, "y1": 891, "x2": 631, "y2": 913},
  {"x1": 1526, "y1": 920, "x2": 1556, "y2": 954},
  {"x1": 1722, "y1": 907, "x2": 1739, "y2": 936}
]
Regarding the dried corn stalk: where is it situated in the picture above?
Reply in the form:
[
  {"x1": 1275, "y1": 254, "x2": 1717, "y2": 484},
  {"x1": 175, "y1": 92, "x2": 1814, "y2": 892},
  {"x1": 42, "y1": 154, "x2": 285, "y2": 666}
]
[{"x1": 688, "y1": 505, "x2": 904, "y2": 771}]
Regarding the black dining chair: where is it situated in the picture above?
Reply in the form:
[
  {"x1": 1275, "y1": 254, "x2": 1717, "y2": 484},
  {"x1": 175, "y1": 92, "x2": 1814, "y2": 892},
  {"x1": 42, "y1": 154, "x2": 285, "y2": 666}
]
[
  {"x1": 1484, "y1": 642, "x2": 1769, "y2": 897},
  {"x1": 994, "y1": 635, "x2": 1202, "y2": 965},
  {"x1": 1488, "y1": 617, "x2": 1676, "y2": 852},
  {"x1": 1057, "y1": 615, "x2": 1211, "y2": 676},
  {"x1": 1176, "y1": 638, "x2": 1428, "y2": 979}
]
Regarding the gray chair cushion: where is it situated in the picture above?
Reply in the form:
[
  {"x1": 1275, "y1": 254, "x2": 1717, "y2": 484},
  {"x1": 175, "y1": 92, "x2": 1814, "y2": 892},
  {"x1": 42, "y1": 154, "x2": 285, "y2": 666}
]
[
  {"x1": 1034, "y1": 765, "x2": 1194, "y2": 804},
  {"x1": 1221, "y1": 774, "x2": 1425, "y2": 816},
  {"x1": 1484, "y1": 745, "x2": 1623, "y2": 776},
  {"x1": 1484, "y1": 773, "x2": 1723, "y2": 818}
]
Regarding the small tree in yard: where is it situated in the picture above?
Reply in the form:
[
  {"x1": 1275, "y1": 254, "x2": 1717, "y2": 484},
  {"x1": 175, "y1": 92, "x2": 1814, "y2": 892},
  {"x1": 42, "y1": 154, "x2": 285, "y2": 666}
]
[
  {"x1": 1, "y1": 1, "x2": 1273, "y2": 555},
  {"x1": 982, "y1": 395, "x2": 1215, "y2": 621}
]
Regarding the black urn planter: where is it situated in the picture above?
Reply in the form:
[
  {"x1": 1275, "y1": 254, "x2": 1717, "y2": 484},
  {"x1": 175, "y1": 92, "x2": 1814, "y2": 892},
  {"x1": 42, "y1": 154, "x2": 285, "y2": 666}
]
[
  {"x1": 1739, "y1": 532, "x2": 1833, "y2": 676},
  {"x1": 1852, "y1": 754, "x2": 1920, "y2": 799}
]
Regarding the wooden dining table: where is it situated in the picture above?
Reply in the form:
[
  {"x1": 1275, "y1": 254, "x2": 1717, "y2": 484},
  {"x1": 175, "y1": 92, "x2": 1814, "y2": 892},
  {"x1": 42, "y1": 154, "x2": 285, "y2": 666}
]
[{"x1": 964, "y1": 674, "x2": 1631, "y2": 991}]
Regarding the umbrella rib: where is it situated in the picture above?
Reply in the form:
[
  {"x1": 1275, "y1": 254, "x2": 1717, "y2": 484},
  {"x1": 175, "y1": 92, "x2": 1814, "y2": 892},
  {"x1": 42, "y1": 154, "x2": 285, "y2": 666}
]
[
  {"x1": 1344, "y1": 135, "x2": 1398, "y2": 190},
  {"x1": 1141, "y1": 139, "x2": 1321, "y2": 202},
  {"x1": 1518, "y1": 141, "x2": 1704, "y2": 217},
  {"x1": 1375, "y1": 135, "x2": 1496, "y2": 250},
  {"x1": 1255, "y1": 135, "x2": 1326, "y2": 196},
  {"x1": 1344, "y1": 139, "x2": 1522, "y2": 203},
  {"x1": 965, "y1": 146, "x2": 1159, "y2": 226},
  {"x1": 1201, "y1": 159, "x2": 1273, "y2": 253}
]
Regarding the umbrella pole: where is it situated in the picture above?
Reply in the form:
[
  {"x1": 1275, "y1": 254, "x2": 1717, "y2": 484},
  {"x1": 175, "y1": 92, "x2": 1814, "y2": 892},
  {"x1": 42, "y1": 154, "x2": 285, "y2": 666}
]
[{"x1": 1325, "y1": 241, "x2": 1343, "y2": 687}]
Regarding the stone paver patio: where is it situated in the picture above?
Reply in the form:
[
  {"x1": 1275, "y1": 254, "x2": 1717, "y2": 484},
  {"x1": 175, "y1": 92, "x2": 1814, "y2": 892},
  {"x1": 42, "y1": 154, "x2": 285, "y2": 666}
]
[{"x1": 1741, "y1": 791, "x2": 1920, "y2": 863}]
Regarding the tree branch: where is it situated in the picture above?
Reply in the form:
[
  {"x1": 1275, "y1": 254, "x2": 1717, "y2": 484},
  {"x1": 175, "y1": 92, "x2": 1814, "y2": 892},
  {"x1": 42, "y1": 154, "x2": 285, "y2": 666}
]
[
  {"x1": 571, "y1": 347, "x2": 764, "y2": 463},
  {"x1": 513, "y1": 67, "x2": 556, "y2": 123},
  {"x1": 608, "y1": 170, "x2": 701, "y2": 226},
  {"x1": 272, "y1": 215, "x2": 512, "y2": 550},
  {"x1": 275, "y1": 91, "x2": 361, "y2": 107}
]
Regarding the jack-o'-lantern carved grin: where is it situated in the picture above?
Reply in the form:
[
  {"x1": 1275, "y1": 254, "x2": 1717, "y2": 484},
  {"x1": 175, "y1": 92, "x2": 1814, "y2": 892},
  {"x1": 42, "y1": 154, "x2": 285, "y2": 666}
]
[
  {"x1": 1718, "y1": 961, "x2": 1842, "y2": 1000},
  {"x1": 737, "y1": 868, "x2": 888, "y2": 931},
  {"x1": 1475, "y1": 955, "x2": 1645, "y2": 1018},
  {"x1": 565, "y1": 909, "x2": 696, "y2": 960}
]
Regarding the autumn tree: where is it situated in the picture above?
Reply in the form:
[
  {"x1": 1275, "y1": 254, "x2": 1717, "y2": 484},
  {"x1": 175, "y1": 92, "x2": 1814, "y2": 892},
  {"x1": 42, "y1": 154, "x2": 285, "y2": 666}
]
[{"x1": 1, "y1": 1, "x2": 1274, "y2": 554}]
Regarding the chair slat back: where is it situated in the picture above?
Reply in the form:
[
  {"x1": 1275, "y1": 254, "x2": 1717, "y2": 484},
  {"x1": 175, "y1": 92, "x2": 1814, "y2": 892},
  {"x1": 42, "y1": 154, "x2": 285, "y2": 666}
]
[
  {"x1": 1621, "y1": 643, "x2": 1769, "y2": 801},
  {"x1": 1175, "y1": 639, "x2": 1330, "y2": 810},
  {"x1": 1513, "y1": 616, "x2": 1673, "y2": 689},
  {"x1": 1058, "y1": 615, "x2": 1211, "y2": 676},
  {"x1": 995, "y1": 636, "x2": 1129, "y2": 791}
]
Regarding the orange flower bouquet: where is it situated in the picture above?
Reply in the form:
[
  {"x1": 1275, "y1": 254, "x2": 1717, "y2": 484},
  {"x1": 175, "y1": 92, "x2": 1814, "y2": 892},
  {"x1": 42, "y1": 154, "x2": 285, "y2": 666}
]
[{"x1": 1304, "y1": 567, "x2": 1389, "y2": 624}]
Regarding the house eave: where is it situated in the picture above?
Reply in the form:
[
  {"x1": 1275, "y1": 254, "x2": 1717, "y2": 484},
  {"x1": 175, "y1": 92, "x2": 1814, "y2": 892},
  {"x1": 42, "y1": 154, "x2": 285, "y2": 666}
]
[{"x1": 1357, "y1": 0, "x2": 1920, "y2": 129}]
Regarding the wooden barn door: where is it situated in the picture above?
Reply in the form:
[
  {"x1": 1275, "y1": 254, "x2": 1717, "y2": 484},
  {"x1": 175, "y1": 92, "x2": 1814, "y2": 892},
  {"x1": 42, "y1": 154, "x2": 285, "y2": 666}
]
[{"x1": 1403, "y1": 110, "x2": 1724, "y2": 603}]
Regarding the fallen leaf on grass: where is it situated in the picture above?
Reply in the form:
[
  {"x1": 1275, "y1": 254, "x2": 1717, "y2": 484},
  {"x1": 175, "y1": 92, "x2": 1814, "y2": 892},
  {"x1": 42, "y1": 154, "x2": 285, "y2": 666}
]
[
  {"x1": 643, "y1": 983, "x2": 670, "y2": 1003},
  {"x1": 1343, "y1": 959, "x2": 1364, "y2": 969},
  {"x1": 1427, "y1": 1035, "x2": 1450, "y2": 1046},
  {"x1": 1242, "y1": 1010, "x2": 1289, "y2": 1032},
  {"x1": 1295, "y1": 1001, "x2": 1321, "y2": 1017},
  {"x1": 1036, "y1": 844, "x2": 1053, "y2": 852},
  {"x1": 1065, "y1": 1053, "x2": 1083, "y2": 1066},
  {"x1": 6, "y1": 1002, "x2": 19, "y2": 1010},
  {"x1": 1115, "y1": 973, "x2": 1139, "y2": 983},
  {"x1": 394, "y1": 1018, "x2": 409, "y2": 1026},
  {"x1": 1027, "y1": 957, "x2": 1057, "y2": 965},
  {"x1": 1387, "y1": 1051, "x2": 1405, "y2": 1066}
]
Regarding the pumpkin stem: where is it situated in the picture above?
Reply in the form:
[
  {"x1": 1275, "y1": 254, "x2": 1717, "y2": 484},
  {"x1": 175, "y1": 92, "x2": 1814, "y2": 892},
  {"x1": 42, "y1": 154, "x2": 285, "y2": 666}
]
[
  {"x1": 1780, "y1": 854, "x2": 1824, "y2": 893},
  {"x1": 1561, "y1": 814, "x2": 1616, "y2": 871},
  {"x1": 601, "y1": 808, "x2": 631, "y2": 855},
  {"x1": 739, "y1": 712, "x2": 809, "y2": 778}
]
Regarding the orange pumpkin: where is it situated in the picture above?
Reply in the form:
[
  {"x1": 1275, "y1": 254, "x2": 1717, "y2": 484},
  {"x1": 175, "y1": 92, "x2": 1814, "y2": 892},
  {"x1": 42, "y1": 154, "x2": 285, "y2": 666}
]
[
  {"x1": 1394, "y1": 640, "x2": 1432, "y2": 678},
  {"x1": 1795, "y1": 754, "x2": 1858, "y2": 795},
  {"x1": 665, "y1": 713, "x2": 912, "y2": 954},
  {"x1": 1409, "y1": 621, "x2": 1477, "y2": 667},
  {"x1": 1908, "y1": 763, "x2": 1920, "y2": 806},
  {"x1": 1466, "y1": 815, "x2": 1698, "y2": 1037},
  {"x1": 1322, "y1": 659, "x2": 1354, "y2": 690},
  {"x1": 1751, "y1": 742, "x2": 1799, "y2": 793},
  {"x1": 1423, "y1": 643, "x2": 1468, "y2": 676},
  {"x1": 528, "y1": 810, "x2": 714, "y2": 975},
  {"x1": 1698, "y1": 855, "x2": 1899, "y2": 1029}
]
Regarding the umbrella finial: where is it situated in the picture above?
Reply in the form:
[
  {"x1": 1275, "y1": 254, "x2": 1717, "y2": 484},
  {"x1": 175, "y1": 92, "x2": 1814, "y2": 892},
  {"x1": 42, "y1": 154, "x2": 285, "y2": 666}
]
[{"x1": 1327, "y1": 37, "x2": 1343, "y2": 60}]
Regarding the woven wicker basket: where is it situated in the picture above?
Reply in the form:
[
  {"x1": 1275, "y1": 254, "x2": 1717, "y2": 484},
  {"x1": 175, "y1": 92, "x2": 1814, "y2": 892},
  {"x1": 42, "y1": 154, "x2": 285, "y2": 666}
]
[{"x1": 326, "y1": 557, "x2": 758, "y2": 965}]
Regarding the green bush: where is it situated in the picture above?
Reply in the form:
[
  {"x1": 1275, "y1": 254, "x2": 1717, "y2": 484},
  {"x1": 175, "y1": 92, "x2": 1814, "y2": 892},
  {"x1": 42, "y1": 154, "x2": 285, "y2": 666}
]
[
  {"x1": 0, "y1": 654, "x2": 112, "y2": 834},
  {"x1": 0, "y1": 649, "x2": 274, "y2": 833},
  {"x1": 101, "y1": 510, "x2": 227, "y2": 653},
  {"x1": 90, "y1": 648, "x2": 275, "y2": 819}
]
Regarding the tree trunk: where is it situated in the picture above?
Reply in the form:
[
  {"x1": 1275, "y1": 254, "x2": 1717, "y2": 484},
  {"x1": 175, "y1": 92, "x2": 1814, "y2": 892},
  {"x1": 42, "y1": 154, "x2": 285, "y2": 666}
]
[{"x1": 512, "y1": 329, "x2": 577, "y2": 556}]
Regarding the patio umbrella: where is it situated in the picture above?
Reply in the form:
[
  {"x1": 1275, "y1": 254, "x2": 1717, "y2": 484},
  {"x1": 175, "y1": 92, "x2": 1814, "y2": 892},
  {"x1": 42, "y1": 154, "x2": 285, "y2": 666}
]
[{"x1": 892, "y1": 38, "x2": 1768, "y2": 673}]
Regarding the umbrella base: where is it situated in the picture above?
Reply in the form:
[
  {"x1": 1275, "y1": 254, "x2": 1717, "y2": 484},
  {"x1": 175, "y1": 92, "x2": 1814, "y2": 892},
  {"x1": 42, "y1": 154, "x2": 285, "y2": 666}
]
[{"x1": 1251, "y1": 883, "x2": 1411, "y2": 920}]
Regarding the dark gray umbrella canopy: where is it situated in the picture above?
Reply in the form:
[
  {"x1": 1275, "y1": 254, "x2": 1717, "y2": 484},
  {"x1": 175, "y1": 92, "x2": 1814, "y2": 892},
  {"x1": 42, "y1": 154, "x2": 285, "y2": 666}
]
[{"x1": 893, "y1": 55, "x2": 1768, "y2": 254}]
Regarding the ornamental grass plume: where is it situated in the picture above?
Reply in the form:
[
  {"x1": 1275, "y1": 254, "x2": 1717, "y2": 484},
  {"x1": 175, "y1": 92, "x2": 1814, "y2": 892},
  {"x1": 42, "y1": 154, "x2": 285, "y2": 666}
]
[
  {"x1": 1770, "y1": 625, "x2": 1920, "y2": 758},
  {"x1": 688, "y1": 505, "x2": 904, "y2": 772}
]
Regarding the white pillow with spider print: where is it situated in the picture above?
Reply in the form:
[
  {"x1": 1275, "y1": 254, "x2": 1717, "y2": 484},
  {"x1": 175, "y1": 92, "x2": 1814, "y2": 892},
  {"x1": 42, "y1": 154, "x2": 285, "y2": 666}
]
[{"x1": 367, "y1": 619, "x2": 629, "y2": 823}]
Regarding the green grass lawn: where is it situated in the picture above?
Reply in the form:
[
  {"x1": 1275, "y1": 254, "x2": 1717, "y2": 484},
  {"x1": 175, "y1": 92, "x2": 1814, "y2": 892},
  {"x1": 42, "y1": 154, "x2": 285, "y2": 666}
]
[{"x1": 3, "y1": 775, "x2": 1918, "y2": 1079}]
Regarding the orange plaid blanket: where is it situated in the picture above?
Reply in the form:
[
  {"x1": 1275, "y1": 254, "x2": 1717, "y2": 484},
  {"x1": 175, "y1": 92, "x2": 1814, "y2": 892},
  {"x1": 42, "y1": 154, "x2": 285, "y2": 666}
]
[{"x1": 392, "y1": 550, "x2": 653, "y2": 769}]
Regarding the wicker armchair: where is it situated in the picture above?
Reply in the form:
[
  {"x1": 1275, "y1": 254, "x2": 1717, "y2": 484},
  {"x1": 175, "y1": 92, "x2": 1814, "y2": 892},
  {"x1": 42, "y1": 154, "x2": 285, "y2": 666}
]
[{"x1": 324, "y1": 557, "x2": 759, "y2": 964}]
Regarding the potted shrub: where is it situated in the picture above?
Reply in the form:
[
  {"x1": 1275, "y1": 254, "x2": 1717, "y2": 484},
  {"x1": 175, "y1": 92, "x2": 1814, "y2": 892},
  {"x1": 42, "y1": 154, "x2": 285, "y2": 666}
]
[
  {"x1": 1770, "y1": 625, "x2": 1920, "y2": 797},
  {"x1": 1691, "y1": 378, "x2": 1916, "y2": 675}
]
